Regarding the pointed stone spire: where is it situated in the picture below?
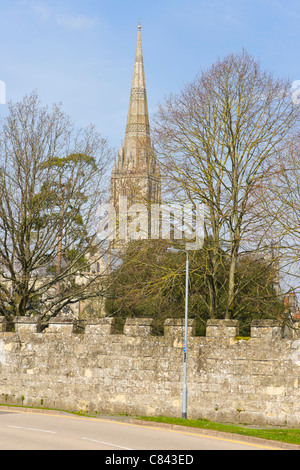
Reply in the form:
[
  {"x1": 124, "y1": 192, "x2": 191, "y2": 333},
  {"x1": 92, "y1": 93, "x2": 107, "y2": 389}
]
[
  {"x1": 112, "y1": 158, "x2": 117, "y2": 174},
  {"x1": 122, "y1": 22, "x2": 151, "y2": 172},
  {"x1": 110, "y1": 23, "x2": 161, "y2": 215}
]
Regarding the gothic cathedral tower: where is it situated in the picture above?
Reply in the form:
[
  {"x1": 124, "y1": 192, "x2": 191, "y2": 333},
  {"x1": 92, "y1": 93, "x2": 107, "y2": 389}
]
[{"x1": 110, "y1": 23, "x2": 161, "y2": 216}]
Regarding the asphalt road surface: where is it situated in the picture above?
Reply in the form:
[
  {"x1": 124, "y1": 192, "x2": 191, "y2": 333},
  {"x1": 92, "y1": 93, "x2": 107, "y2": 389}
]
[{"x1": 0, "y1": 409, "x2": 287, "y2": 451}]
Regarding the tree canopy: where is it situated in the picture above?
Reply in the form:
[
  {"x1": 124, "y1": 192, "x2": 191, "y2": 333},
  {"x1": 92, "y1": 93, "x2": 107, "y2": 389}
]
[
  {"x1": 105, "y1": 240, "x2": 284, "y2": 336},
  {"x1": 0, "y1": 92, "x2": 113, "y2": 321}
]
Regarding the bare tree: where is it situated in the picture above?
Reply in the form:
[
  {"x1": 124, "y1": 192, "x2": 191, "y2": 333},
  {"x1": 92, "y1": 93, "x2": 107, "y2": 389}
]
[
  {"x1": 263, "y1": 131, "x2": 300, "y2": 302},
  {"x1": 153, "y1": 50, "x2": 299, "y2": 319},
  {"x1": 0, "y1": 92, "x2": 113, "y2": 320}
]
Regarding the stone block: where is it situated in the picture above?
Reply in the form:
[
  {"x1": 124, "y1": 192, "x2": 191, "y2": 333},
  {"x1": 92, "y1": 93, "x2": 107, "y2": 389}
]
[
  {"x1": 164, "y1": 318, "x2": 196, "y2": 338},
  {"x1": 251, "y1": 320, "x2": 282, "y2": 339},
  {"x1": 124, "y1": 318, "x2": 152, "y2": 337},
  {"x1": 85, "y1": 318, "x2": 114, "y2": 335},
  {"x1": 14, "y1": 316, "x2": 41, "y2": 334},
  {"x1": 206, "y1": 319, "x2": 239, "y2": 339},
  {"x1": 46, "y1": 318, "x2": 75, "y2": 334},
  {"x1": 0, "y1": 317, "x2": 7, "y2": 332}
]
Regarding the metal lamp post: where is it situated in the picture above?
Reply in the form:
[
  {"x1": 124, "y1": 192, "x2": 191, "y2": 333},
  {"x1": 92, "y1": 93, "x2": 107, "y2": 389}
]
[{"x1": 167, "y1": 247, "x2": 189, "y2": 419}]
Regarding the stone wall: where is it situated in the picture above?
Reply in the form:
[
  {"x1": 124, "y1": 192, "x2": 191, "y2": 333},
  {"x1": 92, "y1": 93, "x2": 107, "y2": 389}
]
[{"x1": 0, "y1": 316, "x2": 300, "y2": 427}]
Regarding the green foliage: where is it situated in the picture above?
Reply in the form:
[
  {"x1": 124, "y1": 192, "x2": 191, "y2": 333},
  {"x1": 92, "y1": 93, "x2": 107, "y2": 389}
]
[
  {"x1": 42, "y1": 153, "x2": 97, "y2": 170},
  {"x1": 105, "y1": 240, "x2": 285, "y2": 334}
]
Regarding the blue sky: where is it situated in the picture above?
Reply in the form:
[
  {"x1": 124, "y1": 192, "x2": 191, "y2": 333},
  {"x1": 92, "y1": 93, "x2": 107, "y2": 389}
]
[{"x1": 0, "y1": 0, "x2": 299, "y2": 150}]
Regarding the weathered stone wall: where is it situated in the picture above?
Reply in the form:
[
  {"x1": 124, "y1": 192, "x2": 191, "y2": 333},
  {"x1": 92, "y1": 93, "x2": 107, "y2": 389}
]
[{"x1": 0, "y1": 316, "x2": 300, "y2": 427}]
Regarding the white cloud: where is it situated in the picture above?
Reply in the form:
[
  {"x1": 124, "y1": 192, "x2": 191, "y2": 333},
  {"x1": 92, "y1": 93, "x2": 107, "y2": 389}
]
[
  {"x1": 19, "y1": 0, "x2": 51, "y2": 20},
  {"x1": 31, "y1": 1, "x2": 51, "y2": 20},
  {"x1": 56, "y1": 14, "x2": 97, "y2": 31},
  {"x1": 23, "y1": 1, "x2": 97, "y2": 31}
]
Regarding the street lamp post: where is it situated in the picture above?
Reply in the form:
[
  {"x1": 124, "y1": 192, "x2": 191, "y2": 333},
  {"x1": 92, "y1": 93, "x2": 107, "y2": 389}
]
[{"x1": 167, "y1": 247, "x2": 189, "y2": 419}]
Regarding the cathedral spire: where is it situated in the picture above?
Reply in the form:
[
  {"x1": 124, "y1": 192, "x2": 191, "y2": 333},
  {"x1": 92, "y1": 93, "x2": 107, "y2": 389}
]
[
  {"x1": 110, "y1": 23, "x2": 161, "y2": 214},
  {"x1": 122, "y1": 22, "x2": 151, "y2": 171}
]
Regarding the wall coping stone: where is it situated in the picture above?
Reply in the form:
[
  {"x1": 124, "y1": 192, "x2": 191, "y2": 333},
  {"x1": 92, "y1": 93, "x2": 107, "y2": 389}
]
[
  {"x1": 251, "y1": 320, "x2": 281, "y2": 327},
  {"x1": 207, "y1": 319, "x2": 239, "y2": 326},
  {"x1": 0, "y1": 316, "x2": 290, "y2": 340}
]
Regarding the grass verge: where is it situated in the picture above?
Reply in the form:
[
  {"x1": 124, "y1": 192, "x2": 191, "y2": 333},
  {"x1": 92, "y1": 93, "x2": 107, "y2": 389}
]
[{"x1": 137, "y1": 416, "x2": 300, "y2": 446}]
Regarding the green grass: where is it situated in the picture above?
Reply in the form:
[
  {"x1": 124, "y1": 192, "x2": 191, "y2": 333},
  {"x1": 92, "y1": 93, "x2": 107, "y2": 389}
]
[{"x1": 137, "y1": 416, "x2": 300, "y2": 446}]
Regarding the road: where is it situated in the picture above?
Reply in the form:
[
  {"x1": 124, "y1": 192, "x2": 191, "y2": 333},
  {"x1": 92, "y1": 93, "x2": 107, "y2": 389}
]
[{"x1": 0, "y1": 409, "x2": 287, "y2": 451}]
